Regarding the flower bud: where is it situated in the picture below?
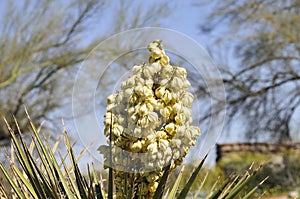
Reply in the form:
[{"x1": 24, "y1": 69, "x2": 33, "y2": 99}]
[{"x1": 130, "y1": 140, "x2": 142, "y2": 152}]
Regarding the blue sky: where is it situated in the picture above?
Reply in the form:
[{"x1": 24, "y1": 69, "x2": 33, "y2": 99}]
[
  {"x1": 69, "y1": 0, "x2": 299, "y2": 167},
  {"x1": 66, "y1": 0, "x2": 227, "y2": 167},
  {"x1": 3, "y1": 0, "x2": 298, "y2": 167}
]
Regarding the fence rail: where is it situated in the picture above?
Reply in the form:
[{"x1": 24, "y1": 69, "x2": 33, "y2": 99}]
[{"x1": 216, "y1": 142, "x2": 300, "y2": 162}]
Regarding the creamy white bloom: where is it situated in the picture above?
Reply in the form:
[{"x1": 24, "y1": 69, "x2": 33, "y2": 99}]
[
  {"x1": 139, "y1": 104, "x2": 149, "y2": 116},
  {"x1": 171, "y1": 139, "x2": 181, "y2": 148},
  {"x1": 158, "y1": 139, "x2": 169, "y2": 150},
  {"x1": 181, "y1": 91, "x2": 194, "y2": 106},
  {"x1": 162, "y1": 90, "x2": 173, "y2": 103},
  {"x1": 171, "y1": 76, "x2": 183, "y2": 89},
  {"x1": 133, "y1": 127, "x2": 142, "y2": 136},
  {"x1": 173, "y1": 103, "x2": 182, "y2": 112},
  {"x1": 133, "y1": 65, "x2": 142, "y2": 74},
  {"x1": 155, "y1": 86, "x2": 165, "y2": 98},
  {"x1": 147, "y1": 112, "x2": 158, "y2": 123},
  {"x1": 112, "y1": 124, "x2": 123, "y2": 137},
  {"x1": 124, "y1": 88, "x2": 134, "y2": 97},
  {"x1": 151, "y1": 62, "x2": 161, "y2": 73},
  {"x1": 175, "y1": 112, "x2": 187, "y2": 125},
  {"x1": 187, "y1": 126, "x2": 200, "y2": 137},
  {"x1": 165, "y1": 123, "x2": 175, "y2": 135},
  {"x1": 160, "y1": 106, "x2": 171, "y2": 118},
  {"x1": 130, "y1": 140, "x2": 142, "y2": 152},
  {"x1": 176, "y1": 67, "x2": 187, "y2": 77},
  {"x1": 145, "y1": 79, "x2": 154, "y2": 88},
  {"x1": 106, "y1": 103, "x2": 116, "y2": 112},
  {"x1": 107, "y1": 94, "x2": 116, "y2": 104},
  {"x1": 147, "y1": 142, "x2": 158, "y2": 153},
  {"x1": 99, "y1": 40, "x2": 200, "y2": 198}
]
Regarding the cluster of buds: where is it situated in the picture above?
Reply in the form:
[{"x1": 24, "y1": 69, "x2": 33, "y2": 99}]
[{"x1": 99, "y1": 40, "x2": 200, "y2": 198}]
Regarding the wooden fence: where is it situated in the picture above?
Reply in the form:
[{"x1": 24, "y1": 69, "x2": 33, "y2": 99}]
[{"x1": 216, "y1": 142, "x2": 300, "y2": 162}]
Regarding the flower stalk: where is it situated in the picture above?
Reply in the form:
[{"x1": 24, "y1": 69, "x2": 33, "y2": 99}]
[{"x1": 99, "y1": 40, "x2": 200, "y2": 198}]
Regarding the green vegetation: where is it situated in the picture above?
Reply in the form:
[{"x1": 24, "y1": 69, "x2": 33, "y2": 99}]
[
  {"x1": 215, "y1": 151, "x2": 300, "y2": 196},
  {"x1": 0, "y1": 112, "x2": 267, "y2": 198}
]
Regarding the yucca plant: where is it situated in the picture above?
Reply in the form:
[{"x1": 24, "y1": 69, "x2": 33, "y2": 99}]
[
  {"x1": 0, "y1": 114, "x2": 267, "y2": 199},
  {"x1": 0, "y1": 112, "x2": 105, "y2": 199},
  {"x1": 0, "y1": 41, "x2": 268, "y2": 199}
]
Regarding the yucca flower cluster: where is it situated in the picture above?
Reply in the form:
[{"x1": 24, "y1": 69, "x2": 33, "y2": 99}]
[{"x1": 99, "y1": 40, "x2": 200, "y2": 198}]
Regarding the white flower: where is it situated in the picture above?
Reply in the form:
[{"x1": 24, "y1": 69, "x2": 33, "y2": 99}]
[
  {"x1": 130, "y1": 140, "x2": 142, "y2": 152},
  {"x1": 139, "y1": 104, "x2": 149, "y2": 116},
  {"x1": 127, "y1": 107, "x2": 135, "y2": 115},
  {"x1": 124, "y1": 88, "x2": 134, "y2": 97},
  {"x1": 161, "y1": 65, "x2": 173, "y2": 76},
  {"x1": 104, "y1": 112, "x2": 114, "y2": 126},
  {"x1": 143, "y1": 66, "x2": 155, "y2": 78},
  {"x1": 125, "y1": 76, "x2": 135, "y2": 88},
  {"x1": 187, "y1": 126, "x2": 200, "y2": 138},
  {"x1": 135, "y1": 85, "x2": 153, "y2": 98},
  {"x1": 182, "y1": 106, "x2": 192, "y2": 118},
  {"x1": 147, "y1": 112, "x2": 158, "y2": 123},
  {"x1": 181, "y1": 92, "x2": 194, "y2": 107},
  {"x1": 173, "y1": 103, "x2": 182, "y2": 112},
  {"x1": 151, "y1": 62, "x2": 161, "y2": 73},
  {"x1": 175, "y1": 113, "x2": 186, "y2": 125},
  {"x1": 155, "y1": 86, "x2": 165, "y2": 98},
  {"x1": 146, "y1": 97, "x2": 157, "y2": 106},
  {"x1": 176, "y1": 67, "x2": 187, "y2": 78},
  {"x1": 134, "y1": 76, "x2": 144, "y2": 85},
  {"x1": 182, "y1": 79, "x2": 191, "y2": 90},
  {"x1": 130, "y1": 113, "x2": 137, "y2": 121},
  {"x1": 171, "y1": 139, "x2": 181, "y2": 148},
  {"x1": 134, "y1": 85, "x2": 143, "y2": 95},
  {"x1": 151, "y1": 49, "x2": 161, "y2": 59},
  {"x1": 158, "y1": 139, "x2": 169, "y2": 150},
  {"x1": 160, "y1": 106, "x2": 171, "y2": 118},
  {"x1": 148, "y1": 40, "x2": 160, "y2": 51},
  {"x1": 128, "y1": 94, "x2": 137, "y2": 104},
  {"x1": 146, "y1": 133, "x2": 155, "y2": 141},
  {"x1": 143, "y1": 86, "x2": 153, "y2": 98},
  {"x1": 145, "y1": 79, "x2": 154, "y2": 88},
  {"x1": 147, "y1": 142, "x2": 158, "y2": 153},
  {"x1": 190, "y1": 138, "x2": 197, "y2": 146},
  {"x1": 171, "y1": 76, "x2": 183, "y2": 89},
  {"x1": 138, "y1": 117, "x2": 149, "y2": 127},
  {"x1": 121, "y1": 81, "x2": 126, "y2": 89},
  {"x1": 112, "y1": 124, "x2": 123, "y2": 137},
  {"x1": 162, "y1": 90, "x2": 172, "y2": 103},
  {"x1": 165, "y1": 123, "x2": 175, "y2": 135},
  {"x1": 115, "y1": 92, "x2": 123, "y2": 103},
  {"x1": 116, "y1": 115, "x2": 124, "y2": 124},
  {"x1": 133, "y1": 65, "x2": 142, "y2": 74},
  {"x1": 107, "y1": 94, "x2": 116, "y2": 104},
  {"x1": 173, "y1": 150, "x2": 180, "y2": 159},
  {"x1": 160, "y1": 55, "x2": 169, "y2": 66},
  {"x1": 156, "y1": 151, "x2": 163, "y2": 159},
  {"x1": 156, "y1": 131, "x2": 167, "y2": 139},
  {"x1": 164, "y1": 147, "x2": 172, "y2": 157},
  {"x1": 107, "y1": 103, "x2": 116, "y2": 111},
  {"x1": 133, "y1": 127, "x2": 142, "y2": 136},
  {"x1": 177, "y1": 125, "x2": 185, "y2": 136},
  {"x1": 160, "y1": 79, "x2": 169, "y2": 86}
]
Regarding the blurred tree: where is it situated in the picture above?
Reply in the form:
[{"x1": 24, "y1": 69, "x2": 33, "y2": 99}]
[
  {"x1": 197, "y1": 0, "x2": 300, "y2": 142},
  {"x1": 0, "y1": 0, "x2": 171, "y2": 145}
]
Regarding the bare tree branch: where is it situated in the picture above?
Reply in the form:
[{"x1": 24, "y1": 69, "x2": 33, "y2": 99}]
[{"x1": 198, "y1": 0, "x2": 300, "y2": 142}]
